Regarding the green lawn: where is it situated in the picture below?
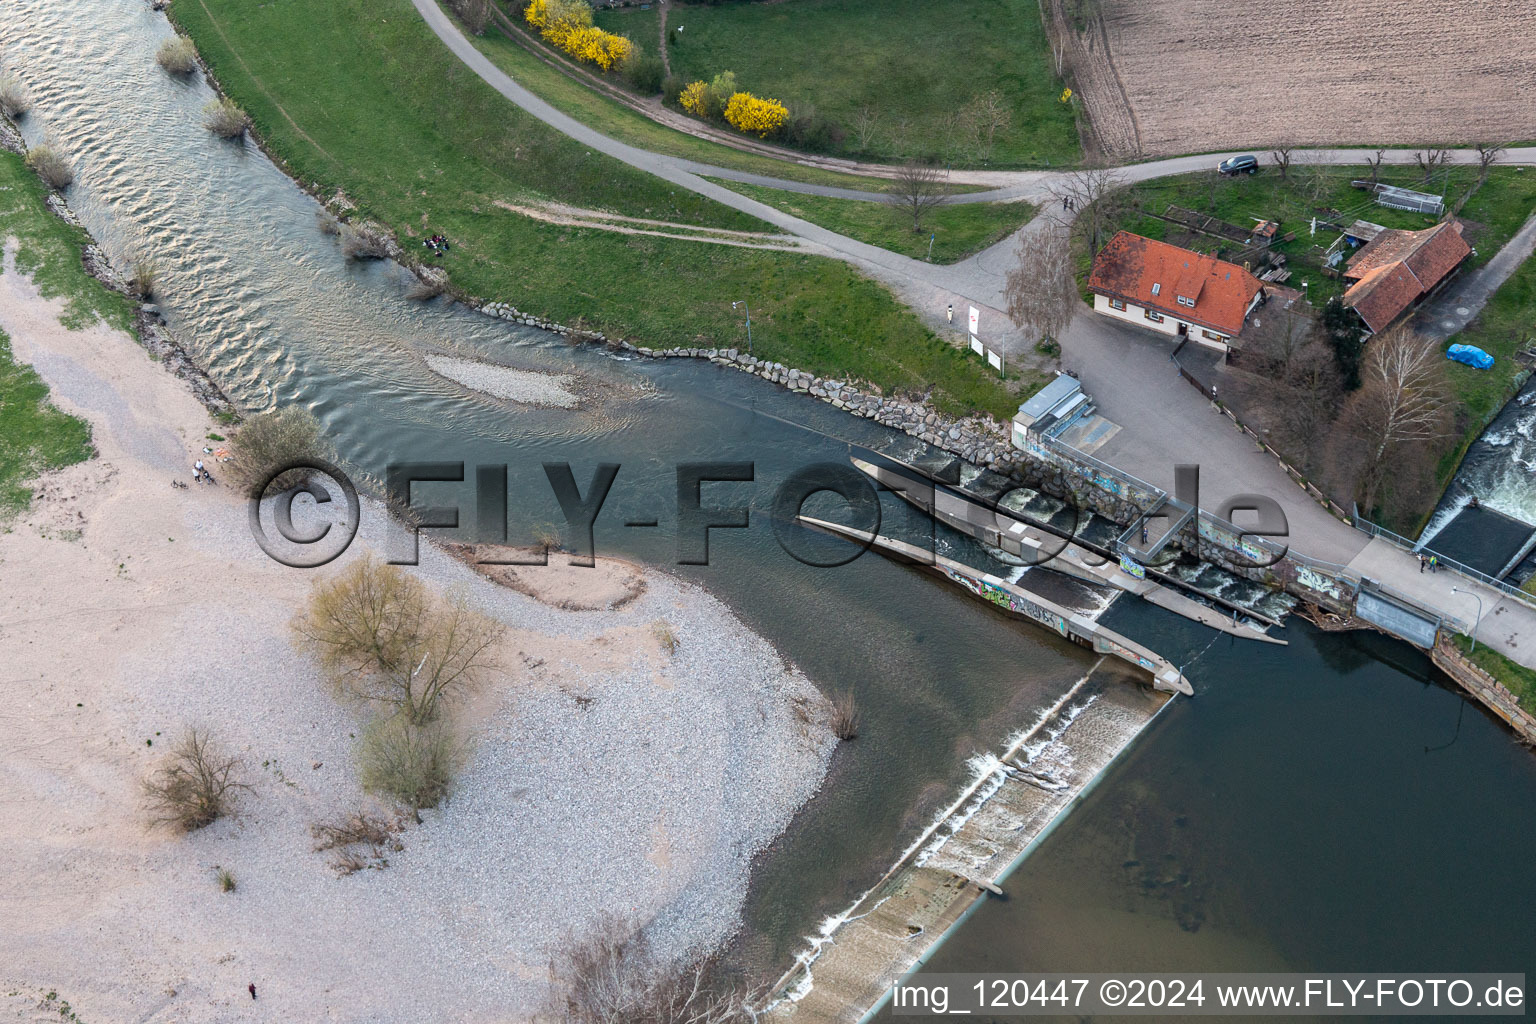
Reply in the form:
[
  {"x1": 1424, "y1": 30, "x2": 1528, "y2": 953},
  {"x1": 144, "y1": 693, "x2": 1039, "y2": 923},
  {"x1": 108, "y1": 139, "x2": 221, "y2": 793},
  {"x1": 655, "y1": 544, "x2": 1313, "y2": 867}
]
[
  {"x1": 1114, "y1": 166, "x2": 1536, "y2": 307},
  {"x1": 469, "y1": 14, "x2": 963, "y2": 193},
  {"x1": 710, "y1": 179, "x2": 1035, "y2": 263},
  {"x1": 173, "y1": 0, "x2": 1020, "y2": 417},
  {"x1": 0, "y1": 150, "x2": 108, "y2": 512},
  {"x1": 665, "y1": 0, "x2": 1080, "y2": 168},
  {"x1": 1430, "y1": 249, "x2": 1536, "y2": 503},
  {"x1": 1452, "y1": 632, "x2": 1536, "y2": 709},
  {"x1": 591, "y1": 4, "x2": 659, "y2": 53}
]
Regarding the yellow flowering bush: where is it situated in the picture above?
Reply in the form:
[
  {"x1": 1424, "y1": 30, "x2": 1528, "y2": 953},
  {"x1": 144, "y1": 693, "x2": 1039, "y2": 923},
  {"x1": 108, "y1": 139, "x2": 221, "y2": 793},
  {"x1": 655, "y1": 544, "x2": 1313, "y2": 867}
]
[
  {"x1": 723, "y1": 92, "x2": 789, "y2": 138},
  {"x1": 678, "y1": 80, "x2": 710, "y2": 117},
  {"x1": 525, "y1": 0, "x2": 632, "y2": 72}
]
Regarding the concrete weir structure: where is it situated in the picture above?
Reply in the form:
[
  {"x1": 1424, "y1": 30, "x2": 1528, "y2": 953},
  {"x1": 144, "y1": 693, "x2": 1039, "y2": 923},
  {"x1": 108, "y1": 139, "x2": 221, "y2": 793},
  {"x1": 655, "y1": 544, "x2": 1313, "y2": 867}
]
[
  {"x1": 799, "y1": 518, "x2": 1192, "y2": 696},
  {"x1": 763, "y1": 638, "x2": 1173, "y2": 1023},
  {"x1": 762, "y1": 521, "x2": 1189, "y2": 1022}
]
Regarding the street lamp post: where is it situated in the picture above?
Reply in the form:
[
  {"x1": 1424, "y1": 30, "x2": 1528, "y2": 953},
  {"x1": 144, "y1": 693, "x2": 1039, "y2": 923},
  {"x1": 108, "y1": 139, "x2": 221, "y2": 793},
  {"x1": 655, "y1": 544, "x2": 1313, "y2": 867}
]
[
  {"x1": 1451, "y1": 586, "x2": 1484, "y2": 651},
  {"x1": 732, "y1": 300, "x2": 752, "y2": 354}
]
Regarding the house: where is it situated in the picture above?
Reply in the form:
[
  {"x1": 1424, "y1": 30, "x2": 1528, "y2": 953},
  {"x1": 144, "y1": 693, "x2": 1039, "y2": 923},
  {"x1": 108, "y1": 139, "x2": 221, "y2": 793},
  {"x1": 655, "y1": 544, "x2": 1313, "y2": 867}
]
[
  {"x1": 1340, "y1": 220, "x2": 1471, "y2": 333},
  {"x1": 1087, "y1": 232, "x2": 1266, "y2": 352}
]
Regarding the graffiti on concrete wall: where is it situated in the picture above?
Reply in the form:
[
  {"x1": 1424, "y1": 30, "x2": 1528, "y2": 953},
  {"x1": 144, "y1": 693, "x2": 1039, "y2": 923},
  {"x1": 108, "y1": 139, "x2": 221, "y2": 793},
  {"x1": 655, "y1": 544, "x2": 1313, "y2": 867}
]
[
  {"x1": 1295, "y1": 563, "x2": 1350, "y2": 602},
  {"x1": 1092, "y1": 635, "x2": 1156, "y2": 671},
  {"x1": 939, "y1": 565, "x2": 1070, "y2": 637}
]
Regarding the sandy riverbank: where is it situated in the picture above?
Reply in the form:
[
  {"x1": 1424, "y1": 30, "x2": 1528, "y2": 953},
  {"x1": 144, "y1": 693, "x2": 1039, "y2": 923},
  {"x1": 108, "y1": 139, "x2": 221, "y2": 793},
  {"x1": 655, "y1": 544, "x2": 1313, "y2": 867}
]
[{"x1": 0, "y1": 246, "x2": 837, "y2": 1022}]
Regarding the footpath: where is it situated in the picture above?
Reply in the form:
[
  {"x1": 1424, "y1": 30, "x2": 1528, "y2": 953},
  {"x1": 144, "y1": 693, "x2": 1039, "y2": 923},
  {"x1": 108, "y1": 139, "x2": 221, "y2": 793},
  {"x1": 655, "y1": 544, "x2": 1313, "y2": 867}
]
[{"x1": 415, "y1": 0, "x2": 1536, "y2": 670}]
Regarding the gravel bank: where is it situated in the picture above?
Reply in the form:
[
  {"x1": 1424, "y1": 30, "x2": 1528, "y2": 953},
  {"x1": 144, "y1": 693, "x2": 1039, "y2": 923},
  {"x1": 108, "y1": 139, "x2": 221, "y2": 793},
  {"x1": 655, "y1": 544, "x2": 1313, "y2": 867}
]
[
  {"x1": 0, "y1": 245, "x2": 836, "y2": 1022},
  {"x1": 425, "y1": 352, "x2": 582, "y2": 408}
]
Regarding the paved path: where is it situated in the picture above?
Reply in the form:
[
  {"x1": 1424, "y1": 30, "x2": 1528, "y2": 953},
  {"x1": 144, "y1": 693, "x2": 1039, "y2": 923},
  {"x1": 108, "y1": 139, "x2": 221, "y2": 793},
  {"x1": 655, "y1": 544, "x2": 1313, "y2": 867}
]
[
  {"x1": 1417, "y1": 209, "x2": 1536, "y2": 340},
  {"x1": 414, "y1": 0, "x2": 1536, "y2": 668}
]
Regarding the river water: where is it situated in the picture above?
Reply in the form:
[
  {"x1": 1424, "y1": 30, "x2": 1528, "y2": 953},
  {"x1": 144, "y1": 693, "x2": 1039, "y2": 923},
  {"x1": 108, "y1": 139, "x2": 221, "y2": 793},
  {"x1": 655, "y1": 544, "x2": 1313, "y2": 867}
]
[
  {"x1": 6, "y1": 0, "x2": 1536, "y2": 999},
  {"x1": 1421, "y1": 379, "x2": 1536, "y2": 580}
]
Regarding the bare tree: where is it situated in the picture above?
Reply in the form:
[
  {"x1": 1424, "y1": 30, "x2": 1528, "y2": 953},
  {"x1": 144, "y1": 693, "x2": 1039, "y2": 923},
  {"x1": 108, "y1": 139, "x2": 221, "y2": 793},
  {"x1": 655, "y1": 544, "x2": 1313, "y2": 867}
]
[
  {"x1": 888, "y1": 159, "x2": 946, "y2": 233},
  {"x1": 1414, "y1": 147, "x2": 1450, "y2": 183},
  {"x1": 543, "y1": 915, "x2": 755, "y2": 1024},
  {"x1": 1256, "y1": 297, "x2": 1313, "y2": 380},
  {"x1": 1475, "y1": 141, "x2": 1507, "y2": 181},
  {"x1": 965, "y1": 90, "x2": 1012, "y2": 161},
  {"x1": 850, "y1": 105, "x2": 882, "y2": 152},
  {"x1": 1006, "y1": 223, "x2": 1078, "y2": 350},
  {"x1": 1280, "y1": 339, "x2": 1344, "y2": 454},
  {"x1": 1342, "y1": 327, "x2": 1452, "y2": 512},
  {"x1": 1270, "y1": 146, "x2": 1293, "y2": 180},
  {"x1": 1366, "y1": 148, "x2": 1387, "y2": 186},
  {"x1": 1051, "y1": 168, "x2": 1122, "y2": 254}
]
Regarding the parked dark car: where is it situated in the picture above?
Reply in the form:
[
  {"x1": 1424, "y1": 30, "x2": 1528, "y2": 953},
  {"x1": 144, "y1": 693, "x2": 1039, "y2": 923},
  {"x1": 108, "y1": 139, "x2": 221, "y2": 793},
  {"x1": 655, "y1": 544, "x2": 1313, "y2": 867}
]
[{"x1": 1218, "y1": 154, "x2": 1259, "y2": 176}]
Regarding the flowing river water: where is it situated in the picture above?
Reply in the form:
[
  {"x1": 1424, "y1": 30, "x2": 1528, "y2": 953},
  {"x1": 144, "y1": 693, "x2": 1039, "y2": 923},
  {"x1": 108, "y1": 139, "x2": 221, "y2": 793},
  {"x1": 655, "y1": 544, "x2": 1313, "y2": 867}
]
[{"x1": 6, "y1": 0, "x2": 1536, "y2": 1002}]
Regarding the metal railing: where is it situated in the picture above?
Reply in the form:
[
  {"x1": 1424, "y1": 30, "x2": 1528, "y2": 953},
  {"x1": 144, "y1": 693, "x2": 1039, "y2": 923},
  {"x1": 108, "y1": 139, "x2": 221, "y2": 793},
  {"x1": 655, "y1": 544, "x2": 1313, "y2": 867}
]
[
  {"x1": 1353, "y1": 513, "x2": 1536, "y2": 612},
  {"x1": 1038, "y1": 433, "x2": 1168, "y2": 507}
]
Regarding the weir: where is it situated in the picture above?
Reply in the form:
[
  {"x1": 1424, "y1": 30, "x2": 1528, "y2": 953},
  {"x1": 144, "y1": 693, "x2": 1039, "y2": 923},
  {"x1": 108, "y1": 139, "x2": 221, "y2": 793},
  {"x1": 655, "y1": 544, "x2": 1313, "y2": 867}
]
[
  {"x1": 856, "y1": 455, "x2": 1293, "y2": 637},
  {"x1": 798, "y1": 516, "x2": 1192, "y2": 695},
  {"x1": 762, "y1": 662, "x2": 1174, "y2": 1023}
]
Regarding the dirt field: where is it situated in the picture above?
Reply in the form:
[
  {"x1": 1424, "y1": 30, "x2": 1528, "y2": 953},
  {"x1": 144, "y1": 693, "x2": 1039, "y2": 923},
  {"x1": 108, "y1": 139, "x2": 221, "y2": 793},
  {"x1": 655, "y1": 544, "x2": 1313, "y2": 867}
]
[{"x1": 1061, "y1": 0, "x2": 1536, "y2": 159}]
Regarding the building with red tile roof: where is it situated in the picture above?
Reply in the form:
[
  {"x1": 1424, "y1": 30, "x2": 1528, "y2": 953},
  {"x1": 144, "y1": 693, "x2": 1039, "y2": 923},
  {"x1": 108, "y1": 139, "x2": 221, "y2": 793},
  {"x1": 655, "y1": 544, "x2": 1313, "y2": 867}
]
[
  {"x1": 1087, "y1": 231, "x2": 1266, "y2": 350},
  {"x1": 1341, "y1": 221, "x2": 1471, "y2": 333}
]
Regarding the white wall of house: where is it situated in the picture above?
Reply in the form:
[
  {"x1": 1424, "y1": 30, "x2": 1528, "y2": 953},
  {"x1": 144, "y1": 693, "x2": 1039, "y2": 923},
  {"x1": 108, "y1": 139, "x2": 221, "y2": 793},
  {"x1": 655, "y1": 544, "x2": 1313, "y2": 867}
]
[{"x1": 1091, "y1": 293, "x2": 1232, "y2": 350}]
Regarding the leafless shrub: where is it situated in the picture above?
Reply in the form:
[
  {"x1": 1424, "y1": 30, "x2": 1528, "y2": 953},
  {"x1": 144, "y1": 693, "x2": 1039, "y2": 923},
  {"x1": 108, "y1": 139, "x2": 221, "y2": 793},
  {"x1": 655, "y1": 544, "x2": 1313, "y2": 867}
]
[
  {"x1": 406, "y1": 276, "x2": 445, "y2": 301},
  {"x1": 142, "y1": 730, "x2": 250, "y2": 833},
  {"x1": 316, "y1": 209, "x2": 341, "y2": 235},
  {"x1": 653, "y1": 620, "x2": 679, "y2": 656},
  {"x1": 339, "y1": 222, "x2": 391, "y2": 261},
  {"x1": 887, "y1": 159, "x2": 946, "y2": 233},
  {"x1": 293, "y1": 554, "x2": 504, "y2": 724},
  {"x1": 532, "y1": 521, "x2": 563, "y2": 553},
  {"x1": 963, "y1": 90, "x2": 1012, "y2": 161},
  {"x1": 312, "y1": 810, "x2": 398, "y2": 851},
  {"x1": 849, "y1": 105, "x2": 881, "y2": 151},
  {"x1": 229, "y1": 405, "x2": 327, "y2": 495},
  {"x1": 542, "y1": 914, "x2": 757, "y2": 1024},
  {"x1": 0, "y1": 73, "x2": 31, "y2": 119},
  {"x1": 832, "y1": 691, "x2": 860, "y2": 741},
  {"x1": 25, "y1": 141, "x2": 73, "y2": 190},
  {"x1": 156, "y1": 36, "x2": 199, "y2": 75},
  {"x1": 127, "y1": 258, "x2": 157, "y2": 300},
  {"x1": 312, "y1": 810, "x2": 402, "y2": 873},
  {"x1": 447, "y1": 0, "x2": 493, "y2": 34},
  {"x1": 357, "y1": 716, "x2": 463, "y2": 811},
  {"x1": 203, "y1": 97, "x2": 249, "y2": 138}
]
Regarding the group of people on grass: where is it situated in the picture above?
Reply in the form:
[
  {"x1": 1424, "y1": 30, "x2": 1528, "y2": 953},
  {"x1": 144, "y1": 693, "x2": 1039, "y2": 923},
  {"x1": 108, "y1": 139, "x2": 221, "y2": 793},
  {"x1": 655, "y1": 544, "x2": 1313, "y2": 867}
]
[{"x1": 423, "y1": 233, "x2": 451, "y2": 257}]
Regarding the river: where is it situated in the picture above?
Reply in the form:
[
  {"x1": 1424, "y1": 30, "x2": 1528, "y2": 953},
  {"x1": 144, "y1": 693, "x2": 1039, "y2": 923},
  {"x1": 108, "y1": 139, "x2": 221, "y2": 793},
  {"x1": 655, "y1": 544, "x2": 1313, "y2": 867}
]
[{"x1": 5, "y1": 0, "x2": 1536, "y2": 1002}]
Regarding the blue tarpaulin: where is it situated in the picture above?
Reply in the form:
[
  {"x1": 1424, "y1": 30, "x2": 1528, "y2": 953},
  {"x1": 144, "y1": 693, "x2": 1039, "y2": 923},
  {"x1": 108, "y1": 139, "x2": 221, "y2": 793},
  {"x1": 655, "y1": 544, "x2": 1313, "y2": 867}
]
[{"x1": 1447, "y1": 344, "x2": 1494, "y2": 370}]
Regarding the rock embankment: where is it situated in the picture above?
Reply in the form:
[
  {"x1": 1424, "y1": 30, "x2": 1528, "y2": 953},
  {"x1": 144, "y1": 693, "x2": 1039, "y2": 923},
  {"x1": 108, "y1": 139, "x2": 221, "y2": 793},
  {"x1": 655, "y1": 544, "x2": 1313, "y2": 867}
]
[{"x1": 474, "y1": 300, "x2": 1017, "y2": 471}]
